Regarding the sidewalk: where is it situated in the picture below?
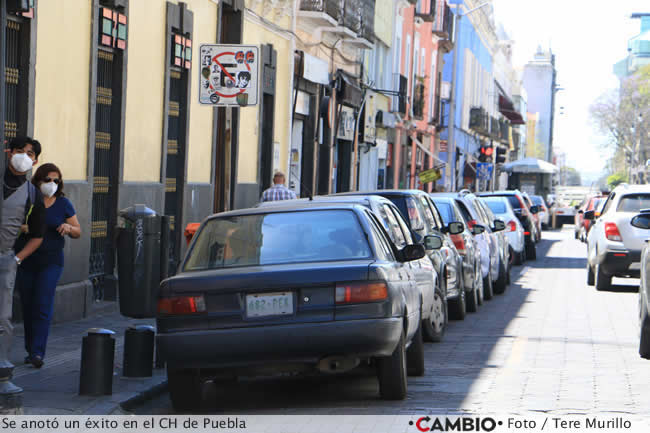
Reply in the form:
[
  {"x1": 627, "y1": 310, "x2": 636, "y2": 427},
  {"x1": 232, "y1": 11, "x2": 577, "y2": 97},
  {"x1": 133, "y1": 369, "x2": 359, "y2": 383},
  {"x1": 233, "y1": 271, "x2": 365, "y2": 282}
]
[{"x1": 10, "y1": 306, "x2": 167, "y2": 415}]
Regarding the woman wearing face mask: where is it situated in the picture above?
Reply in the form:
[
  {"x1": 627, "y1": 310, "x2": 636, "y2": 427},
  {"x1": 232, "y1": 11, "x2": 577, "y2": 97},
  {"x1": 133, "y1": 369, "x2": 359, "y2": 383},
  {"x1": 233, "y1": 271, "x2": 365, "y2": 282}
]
[{"x1": 15, "y1": 163, "x2": 81, "y2": 368}]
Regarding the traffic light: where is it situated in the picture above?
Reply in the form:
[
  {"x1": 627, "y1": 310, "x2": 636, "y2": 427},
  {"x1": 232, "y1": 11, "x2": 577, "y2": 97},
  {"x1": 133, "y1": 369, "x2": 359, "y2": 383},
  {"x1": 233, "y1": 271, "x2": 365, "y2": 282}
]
[
  {"x1": 495, "y1": 146, "x2": 507, "y2": 164},
  {"x1": 478, "y1": 144, "x2": 493, "y2": 163}
]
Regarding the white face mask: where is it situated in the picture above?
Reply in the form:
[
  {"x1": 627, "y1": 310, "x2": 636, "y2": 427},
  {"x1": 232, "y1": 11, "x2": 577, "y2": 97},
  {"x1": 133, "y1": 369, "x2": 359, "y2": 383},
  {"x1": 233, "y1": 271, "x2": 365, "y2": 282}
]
[
  {"x1": 40, "y1": 181, "x2": 58, "y2": 198},
  {"x1": 10, "y1": 153, "x2": 33, "y2": 173}
]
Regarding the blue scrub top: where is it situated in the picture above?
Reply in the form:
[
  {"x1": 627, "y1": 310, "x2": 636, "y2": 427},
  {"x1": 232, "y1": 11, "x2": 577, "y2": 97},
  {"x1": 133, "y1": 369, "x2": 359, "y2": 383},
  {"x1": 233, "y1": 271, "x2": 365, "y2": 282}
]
[{"x1": 23, "y1": 196, "x2": 76, "y2": 269}]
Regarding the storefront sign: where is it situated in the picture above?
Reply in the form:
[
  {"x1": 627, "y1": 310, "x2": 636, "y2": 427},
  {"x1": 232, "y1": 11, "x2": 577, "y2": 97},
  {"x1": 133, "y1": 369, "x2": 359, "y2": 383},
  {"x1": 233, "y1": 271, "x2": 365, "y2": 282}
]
[
  {"x1": 376, "y1": 139, "x2": 388, "y2": 160},
  {"x1": 439, "y1": 139, "x2": 448, "y2": 152},
  {"x1": 337, "y1": 106, "x2": 355, "y2": 141},
  {"x1": 302, "y1": 52, "x2": 329, "y2": 85},
  {"x1": 199, "y1": 44, "x2": 259, "y2": 106},
  {"x1": 295, "y1": 90, "x2": 310, "y2": 116},
  {"x1": 364, "y1": 92, "x2": 376, "y2": 143}
]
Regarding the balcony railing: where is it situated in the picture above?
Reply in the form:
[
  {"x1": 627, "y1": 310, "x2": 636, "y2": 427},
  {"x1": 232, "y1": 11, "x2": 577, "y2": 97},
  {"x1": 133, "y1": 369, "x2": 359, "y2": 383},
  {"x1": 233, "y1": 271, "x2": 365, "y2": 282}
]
[
  {"x1": 413, "y1": 81, "x2": 426, "y2": 119},
  {"x1": 490, "y1": 116, "x2": 500, "y2": 139},
  {"x1": 359, "y1": 0, "x2": 374, "y2": 41},
  {"x1": 499, "y1": 119, "x2": 509, "y2": 143},
  {"x1": 300, "y1": 0, "x2": 344, "y2": 24},
  {"x1": 343, "y1": 0, "x2": 361, "y2": 34},
  {"x1": 433, "y1": 1, "x2": 453, "y2": 39},
  {"x1": 469, "y1": 107, "x2": 489, "y2": 135},
  {"x1": 392, "y1": 73, "x2": 408, "y2": 115},
  {"x1": 416, "y1": 0, "x2": 436, "y2": 22}
]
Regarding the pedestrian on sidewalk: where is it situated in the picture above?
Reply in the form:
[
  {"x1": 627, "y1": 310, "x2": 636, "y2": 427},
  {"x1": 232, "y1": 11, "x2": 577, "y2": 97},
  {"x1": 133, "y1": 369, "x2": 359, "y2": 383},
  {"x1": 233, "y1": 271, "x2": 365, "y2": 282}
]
[
  {"x1": 15, "y1": 163, "x2": 81, "y2": 369},
  {"x1": 260, "y1": 171, "x2": 297, "y2": 202},
  {"x1": 0, "y1": 136, "x2": 45, "y2": 375}
]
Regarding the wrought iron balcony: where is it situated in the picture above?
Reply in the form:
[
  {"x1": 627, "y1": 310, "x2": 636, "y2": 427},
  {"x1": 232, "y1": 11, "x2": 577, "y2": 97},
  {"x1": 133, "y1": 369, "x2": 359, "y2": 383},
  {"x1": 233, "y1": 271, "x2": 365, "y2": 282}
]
[
  {"x1": 392, "y1": 73, "x2": 408, "y2": 115},
  {"x1": 358, "y1": 0, "x2": 375, "y2": 42},
  {"x1": 413, "y1": 81, "x2": 426, "y2": 120},
  {"x1": 469, "y1": 107, "x2": 489, "y2": 135},
  {"x1": 416, "y1": 0, "x2": 436, "y2": 22},
  {"x1": 433, "y1": 1, "x2": 453, "y2": 52},
  {"x1": 299, "y1": 0, "x2": 344, "y2": 27}
]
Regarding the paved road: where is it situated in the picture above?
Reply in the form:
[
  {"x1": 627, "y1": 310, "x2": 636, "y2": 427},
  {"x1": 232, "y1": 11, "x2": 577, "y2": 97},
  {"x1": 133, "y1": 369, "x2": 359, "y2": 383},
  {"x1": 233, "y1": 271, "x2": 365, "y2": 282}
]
[{"x1": 135, "y1": 227, "x2": 649, "y2": 415}]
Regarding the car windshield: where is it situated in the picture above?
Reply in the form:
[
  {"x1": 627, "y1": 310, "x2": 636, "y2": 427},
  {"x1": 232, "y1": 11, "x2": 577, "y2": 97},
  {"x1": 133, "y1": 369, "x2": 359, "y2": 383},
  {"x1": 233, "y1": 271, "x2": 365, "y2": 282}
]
[
  {"x1": 616, "y1": 194, "x2": 650, "y2": 213},
  {"x1": 433, "y1": 200, "x2": 453, "y2": 224},
  {"x1": 184, "y1": 210, "x2": 372, "y2": 270},
  {"x1": 483, "y1": 199, "x2": 507, "y2": 215}
]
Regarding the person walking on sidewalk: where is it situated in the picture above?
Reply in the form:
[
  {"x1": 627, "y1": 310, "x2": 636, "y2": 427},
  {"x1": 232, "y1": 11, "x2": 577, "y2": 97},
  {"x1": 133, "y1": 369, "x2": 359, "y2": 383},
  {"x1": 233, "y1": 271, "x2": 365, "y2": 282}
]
[
  {"x1": 260, "y1": 171, "x2": 297, "y2": 202},
  {"x1": 0, "y1": 136, "x2": 45, "y2": 379},
  {"x1": 15, "y1": 163, "x2": 80, "y2": 369}
]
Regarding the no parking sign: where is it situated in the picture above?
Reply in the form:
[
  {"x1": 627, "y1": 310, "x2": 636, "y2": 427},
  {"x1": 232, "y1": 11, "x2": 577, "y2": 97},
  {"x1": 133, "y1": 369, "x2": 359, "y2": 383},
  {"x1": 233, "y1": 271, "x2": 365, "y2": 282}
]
[{"x1": 199, "y1": 44, "x2": 259, "y2": 106}]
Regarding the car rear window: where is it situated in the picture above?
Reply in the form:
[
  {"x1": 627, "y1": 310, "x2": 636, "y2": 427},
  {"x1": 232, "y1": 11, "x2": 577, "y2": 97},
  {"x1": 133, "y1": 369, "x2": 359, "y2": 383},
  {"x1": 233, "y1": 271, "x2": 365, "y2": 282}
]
[
  {"x1": 184, "y1": 210, "x2": 372, "y2": 270},
  {"x1": 617, "y1": 194, "x2": 650, "y2": 213},
  {"x1": 489, "y1": 194, "x2": 521, "y2": 210},
  {"x1": 484, "y1": 199, "x2": 507, "y2": 214},
  {"x1": 433, "y1": 201, "x2": 453, "y2": 224}
]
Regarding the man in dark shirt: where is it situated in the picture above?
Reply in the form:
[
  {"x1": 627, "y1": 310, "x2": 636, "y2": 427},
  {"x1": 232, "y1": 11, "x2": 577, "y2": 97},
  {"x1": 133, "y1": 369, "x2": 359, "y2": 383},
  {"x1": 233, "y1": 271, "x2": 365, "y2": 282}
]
[{"x1": 0, "y1": 136, "x2": 45, "y2": 396}]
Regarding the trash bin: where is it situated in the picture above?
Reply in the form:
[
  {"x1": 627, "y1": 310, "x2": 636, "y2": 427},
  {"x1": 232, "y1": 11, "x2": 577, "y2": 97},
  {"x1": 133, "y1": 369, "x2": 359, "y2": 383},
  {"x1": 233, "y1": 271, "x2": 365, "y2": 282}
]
[
  {"x1": 79, "y1": 328, "x2": 115, "y2": 396},
  {"x1": 116, "y1": 205, "x2": 167, "y2": 318},
  {"x1": 123, "y1": 325, "x2": 155, "y2": 378}
]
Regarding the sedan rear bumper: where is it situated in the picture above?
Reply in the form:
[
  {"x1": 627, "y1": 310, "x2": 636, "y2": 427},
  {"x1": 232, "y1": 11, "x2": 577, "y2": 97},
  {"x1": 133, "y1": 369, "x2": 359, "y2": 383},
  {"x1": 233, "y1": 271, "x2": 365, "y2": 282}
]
[
  {"x1": 599, "y1": 250, "x2": 642, "y2": 277},
  {"x1": 157, "y1": 318, "x2": 402, "y2": 369}
]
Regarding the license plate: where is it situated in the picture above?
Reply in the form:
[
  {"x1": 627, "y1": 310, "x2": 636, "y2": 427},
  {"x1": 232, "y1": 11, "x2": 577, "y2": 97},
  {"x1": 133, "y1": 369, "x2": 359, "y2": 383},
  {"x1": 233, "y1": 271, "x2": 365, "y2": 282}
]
[{"x1": 246, "y1": 292, "x2": 293, "y2": 318}]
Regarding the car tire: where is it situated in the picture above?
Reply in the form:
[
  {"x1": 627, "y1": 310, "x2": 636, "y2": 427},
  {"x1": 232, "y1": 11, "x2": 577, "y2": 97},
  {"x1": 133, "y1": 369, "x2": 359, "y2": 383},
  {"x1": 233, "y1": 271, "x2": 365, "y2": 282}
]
[
  {"x1": 587, "y1": 262, "x2": 595, "y2": 286},
  {"x1": 513, "y1": 248, "x2": 523, "y2": 265},
  {"x1": 449, "y1": 285, "x2": 466, "y2": 320},
  {"x1": 494, "y1": 261, "x2": 507, "y2": 295},
  {"x1": 476, "y1": 269, "x2": 484, "y2": 306},
  {"x1": 483, "y1": 275, "x2": 494, "y2": 301},
  {"x1": 423, "y1": 285, "x2": 447, "y2": 342},
  {"x1": 377, "y1": 330, "x2": 407, "y2": 400},
  {"x1": 506, "y1": 260, "x2": 511, "y2": 285},
  {"x1": 407, "y1": 319, "x2": 425, "y2": 376},
  {"x1": 526, "y1": 242, "x2": 536, "y2": 261},
  {"x1": 595, "y1": 263, "x2": 611, "y2": 291},
  {"x1": 167, "y1": 367, "x2": 203, "y2": 412},
  {"x1": 639, "y1": 299, "x2": 650, "y2": 359}
]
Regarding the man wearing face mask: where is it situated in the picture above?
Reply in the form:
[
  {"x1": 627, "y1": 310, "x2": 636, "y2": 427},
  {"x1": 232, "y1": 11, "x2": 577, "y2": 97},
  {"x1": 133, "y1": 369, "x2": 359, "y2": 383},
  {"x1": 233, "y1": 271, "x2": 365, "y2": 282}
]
[{"x1": 0, "y1": 136, "x2": 45, "y2": 401}]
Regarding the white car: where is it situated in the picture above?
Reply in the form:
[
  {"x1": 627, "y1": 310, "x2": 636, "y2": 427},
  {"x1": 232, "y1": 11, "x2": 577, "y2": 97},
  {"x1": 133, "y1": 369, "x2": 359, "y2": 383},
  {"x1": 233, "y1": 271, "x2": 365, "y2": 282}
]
[
  {"x1": 482, "y1": 196, "x2": 526, "y2": 265},
  {"x1": 586, "y1": 184, "x2": 650, "y2": 290},
  {"x1": 530, "y1": 195, "x2": 550, "y2": 229}
]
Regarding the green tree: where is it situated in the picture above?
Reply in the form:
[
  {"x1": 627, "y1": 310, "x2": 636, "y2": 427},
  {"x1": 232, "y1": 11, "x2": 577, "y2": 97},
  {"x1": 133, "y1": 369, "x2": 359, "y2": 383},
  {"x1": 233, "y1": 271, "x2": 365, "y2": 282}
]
[{"x1": 607, "y1": 172, "x2": 628, "y2": 189}]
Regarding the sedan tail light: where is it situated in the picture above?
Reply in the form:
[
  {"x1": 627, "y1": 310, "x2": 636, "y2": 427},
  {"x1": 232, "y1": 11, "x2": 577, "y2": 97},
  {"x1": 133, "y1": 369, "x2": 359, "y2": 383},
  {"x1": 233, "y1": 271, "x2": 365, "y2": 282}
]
[
  {"x1": 158, "y1": 295, "x2": 207, "y2": 315},
  {"x1": 507, "y1": 221, "x2": 517, "y2": 232},
  {"x1": 451, "y1": 234, "x2": 466, "y2": 254},
  {"x1": 466, "y1": 219, "x2": 477, "y2": 230},
  {"x1": 605, "y1": 222, "x2": 622, "y2": 242},
  {"x1": 336, "y1": 282, "x2": 388, "y2": 304}
]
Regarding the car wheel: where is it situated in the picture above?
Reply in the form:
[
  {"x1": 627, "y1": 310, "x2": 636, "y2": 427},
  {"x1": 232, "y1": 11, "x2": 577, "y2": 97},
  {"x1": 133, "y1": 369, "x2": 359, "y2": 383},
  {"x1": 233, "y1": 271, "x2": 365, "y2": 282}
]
[
  {"x1": 639, "y1": 297, "x2": 650, "y2": 359},
  {"x1": 595, "y1": 263, "x2": 611, "y2": 291},
  {"x1": 494, "y1": 261, "x2": 507, "y2": 295},
  {"x1": 483, "y1": 275, "x2": 494, "y2": 301},
  {"x1": 466, "y1": 264, "x2": 479, "y2": 312},
  {"x1": 587, "y1": 262, "x2": 595, "y2": 286},
  {"x1": 526, "y1": 242, "x2": 536, "y2": 261},
  {"x1": 167, "y1": 367, "x2": 203, "y2": 412},
  {"x1": 513, "y1": 248, "x2": 523, "y2": 265},
  {"x1": 449, "y1": 284, "x2": 466, "y2": 320},
  {"x1": 423, "y1": 286, "x2": 447, "y2": 342},
  {"x1": 377, "y1": 329, "x2": 407, "y2": 400},
  {"x1": 407, "y1": 318, "x2": 425, "y2": 376}
]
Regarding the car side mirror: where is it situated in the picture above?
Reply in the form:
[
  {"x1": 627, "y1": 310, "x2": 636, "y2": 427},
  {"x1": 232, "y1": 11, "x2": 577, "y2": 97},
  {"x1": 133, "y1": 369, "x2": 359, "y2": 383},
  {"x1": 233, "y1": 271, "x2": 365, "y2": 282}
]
[
  {"x1": 423, "y1": 234, "x2": 443, "y2": 250},
  {"x1": 631, "y1": 214, "x2": 650, "y2": 229},
  {"x1": 400, "y1": 244, "x2": 426, "y2": 262},
  {"x1": 448, "y1": 221, "x2": 464, "y2": 235},
  {"x1": 471, "y1": 224, "x2": 485, "y2": 235},
  {"x1": 492, "y1": 219, "x2": 506, "y2": 232},
  {"x1": 529, "y1": 205, "x2": 539, "y2": 214},
  {"x1": 584, "y1": 210, "x2": 595, "y2": 220}
]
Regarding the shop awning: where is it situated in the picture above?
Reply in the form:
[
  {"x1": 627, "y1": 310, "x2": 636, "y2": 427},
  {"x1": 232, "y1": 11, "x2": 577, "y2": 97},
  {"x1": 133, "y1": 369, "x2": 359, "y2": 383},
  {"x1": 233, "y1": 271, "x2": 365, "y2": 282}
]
[
  {"x1": 413, "y1": 136, "x2": 446, "y2": 168},
  {"x1": 502, "y1": 157, "x2": 559, "y2": 174},
  {"x1": 498, "y1": 95, "x2": 525, "y2": 125}
]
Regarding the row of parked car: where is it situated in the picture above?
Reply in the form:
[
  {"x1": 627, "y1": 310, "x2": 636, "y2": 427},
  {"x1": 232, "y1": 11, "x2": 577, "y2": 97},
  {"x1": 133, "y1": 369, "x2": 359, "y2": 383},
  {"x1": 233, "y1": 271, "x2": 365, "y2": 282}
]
[{"x1": 155, "y1": 188, "x2": 545, "y2": 411}]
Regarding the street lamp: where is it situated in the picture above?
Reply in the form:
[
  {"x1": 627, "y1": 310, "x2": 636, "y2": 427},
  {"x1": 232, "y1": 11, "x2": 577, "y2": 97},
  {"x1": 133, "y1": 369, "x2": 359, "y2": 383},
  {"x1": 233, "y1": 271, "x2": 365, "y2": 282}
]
[{"x1": 446, "y1": 1, "x2": 491, "y2": 191}]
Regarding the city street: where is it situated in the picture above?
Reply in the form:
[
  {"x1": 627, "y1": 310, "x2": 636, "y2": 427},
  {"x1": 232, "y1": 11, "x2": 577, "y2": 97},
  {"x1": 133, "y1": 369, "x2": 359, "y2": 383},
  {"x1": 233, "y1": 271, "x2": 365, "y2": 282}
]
[{"x1": 134, "y1": 226, "x2": 650, "y2": 416}]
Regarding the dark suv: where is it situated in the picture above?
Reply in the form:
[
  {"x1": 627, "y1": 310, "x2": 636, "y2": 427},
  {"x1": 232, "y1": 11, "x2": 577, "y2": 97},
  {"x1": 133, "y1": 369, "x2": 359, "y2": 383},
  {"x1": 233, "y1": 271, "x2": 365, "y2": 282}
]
[{"x1": 480, "y1": 191, "x2": 539, "y2": 261}]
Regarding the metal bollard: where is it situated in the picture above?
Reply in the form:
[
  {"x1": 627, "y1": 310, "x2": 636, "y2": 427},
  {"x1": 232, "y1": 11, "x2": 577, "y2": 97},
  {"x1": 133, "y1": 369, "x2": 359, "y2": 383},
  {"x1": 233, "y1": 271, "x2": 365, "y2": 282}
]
[
  {"x1": 123, "y1": 325, "x2": 155, "y2": 377},
  {"x1": 79, "y1": 328, "x2": 115, "y2": 396}
]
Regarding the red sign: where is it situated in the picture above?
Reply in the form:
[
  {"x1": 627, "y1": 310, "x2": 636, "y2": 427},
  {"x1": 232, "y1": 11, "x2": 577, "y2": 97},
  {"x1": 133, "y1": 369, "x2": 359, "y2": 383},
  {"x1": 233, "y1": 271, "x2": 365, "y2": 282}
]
[{"x1": 439, "y1": 140, "x2": 448, "y2": 153}]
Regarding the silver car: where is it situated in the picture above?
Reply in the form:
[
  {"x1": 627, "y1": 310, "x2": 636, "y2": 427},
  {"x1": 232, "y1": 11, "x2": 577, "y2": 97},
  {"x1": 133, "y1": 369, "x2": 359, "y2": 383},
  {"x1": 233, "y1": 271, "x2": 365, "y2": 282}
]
[
  {"x1": 586, "y1": 184, "x2": 650, "y2": 290},
  {"x1": 482, "y1": 196, "x2": 526, "y2": 265}
]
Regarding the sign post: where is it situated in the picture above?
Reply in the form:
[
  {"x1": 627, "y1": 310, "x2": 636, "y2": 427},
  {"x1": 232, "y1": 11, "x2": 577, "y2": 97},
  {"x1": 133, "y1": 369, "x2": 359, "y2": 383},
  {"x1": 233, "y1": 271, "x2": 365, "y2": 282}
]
[{"x1": 199, "y1": 44, "x2": 259, "y2": 106}]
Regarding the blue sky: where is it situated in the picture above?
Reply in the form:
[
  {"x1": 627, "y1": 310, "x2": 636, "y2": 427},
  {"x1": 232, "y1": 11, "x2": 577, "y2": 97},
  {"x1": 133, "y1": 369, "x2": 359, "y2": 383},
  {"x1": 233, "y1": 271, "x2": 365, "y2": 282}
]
[{"x1": 492, "y1": 0, "x2": 648, "y2": 184}]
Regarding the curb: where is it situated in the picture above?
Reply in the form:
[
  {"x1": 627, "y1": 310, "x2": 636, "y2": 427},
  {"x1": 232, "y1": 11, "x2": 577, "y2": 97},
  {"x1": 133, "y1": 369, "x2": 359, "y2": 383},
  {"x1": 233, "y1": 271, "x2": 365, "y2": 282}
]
[{"x1": 119, "y1": 380, "x2": 169, "y2": 413}]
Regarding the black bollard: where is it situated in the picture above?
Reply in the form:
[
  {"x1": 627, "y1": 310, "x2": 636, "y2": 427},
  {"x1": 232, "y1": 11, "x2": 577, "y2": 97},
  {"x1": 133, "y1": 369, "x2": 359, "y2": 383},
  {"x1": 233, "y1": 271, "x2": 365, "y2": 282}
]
[
  {"x1": 123, "y1": 325, "x2": 155, "y2": 377},
  {"x1": 79, "y1": 328, "x2": 115, "y2": 396}
]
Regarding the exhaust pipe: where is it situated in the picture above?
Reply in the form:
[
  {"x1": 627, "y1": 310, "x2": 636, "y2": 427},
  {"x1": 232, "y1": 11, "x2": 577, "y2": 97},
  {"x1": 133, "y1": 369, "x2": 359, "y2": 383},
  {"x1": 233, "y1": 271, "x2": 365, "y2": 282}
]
[{"x1": 317, "y1": 356, "x2": 360, "y2": 374}]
